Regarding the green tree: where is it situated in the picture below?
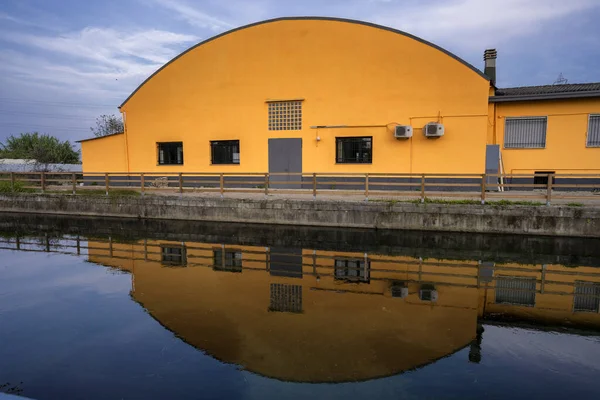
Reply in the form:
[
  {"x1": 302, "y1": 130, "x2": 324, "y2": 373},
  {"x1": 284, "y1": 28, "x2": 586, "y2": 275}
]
[
  {"x1": 0, "y1": 132, "x2": 80, "y2": 165},
  {"x1": 90, "y1": 114, "x2": 124, "y2": 137}
]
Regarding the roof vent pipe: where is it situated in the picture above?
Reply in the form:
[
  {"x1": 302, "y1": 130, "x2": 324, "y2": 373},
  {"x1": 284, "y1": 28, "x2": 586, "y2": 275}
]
[{"x1": 484, "y1": 49, "x2": 497, "y2": 85}]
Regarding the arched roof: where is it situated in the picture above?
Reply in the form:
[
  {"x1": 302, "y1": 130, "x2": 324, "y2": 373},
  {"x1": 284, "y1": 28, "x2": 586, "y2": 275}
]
[{"x1": 119, "y1": 16, "x2": 488, "y2": 109}]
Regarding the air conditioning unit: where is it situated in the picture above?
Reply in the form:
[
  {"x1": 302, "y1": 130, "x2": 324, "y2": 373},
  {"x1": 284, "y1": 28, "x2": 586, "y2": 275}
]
[
  {"x1": 423, "y1": 122, "x2": 444, "y2": 138},
  {"x1": 391, "y1": 282, "x2": 409, "y2": 298},
  {"x1": 394, "y1": 125, "x2": 413, "y2": 139},
  {"x1": 419, "y1": 284, "x2": 438, "y2": 302}
]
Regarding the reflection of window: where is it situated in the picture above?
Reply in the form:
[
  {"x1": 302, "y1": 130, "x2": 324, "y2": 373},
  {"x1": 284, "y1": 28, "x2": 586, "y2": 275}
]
[
  {"x1": 211, "y1": 140, "x2": 240, "y2": 165},
  {"x1": 334, "y1": 258, "x2": 370, "y2": 283},
  {"x1": 574, "y1": 282, "x2": 600, "y2": 312},
  {"x1": 336, "y1": 137, "x2": 372, "y2": 163},
  {"x1": 269, "y1": 283, "x2": 302, "y2": 313},
  {"x1": 419, "y1": 284, "x2": 438, "y2": 302},
  {"x1": 495, "y1": 277, "x2": 536, "y2": 306},
  {"x1": 213, "y1": 249, "x2": 242, "y2": 272},
  {"x1": 161, "y1": 245, "x2": 186, "y2": 266},
  {"x1": 157, "y1": 142, "x2": 183, "y2": 165}
]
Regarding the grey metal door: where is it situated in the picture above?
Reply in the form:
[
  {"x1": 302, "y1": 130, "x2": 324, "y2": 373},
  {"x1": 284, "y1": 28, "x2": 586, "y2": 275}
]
[{"x1": 268, "y1": 138, "x2": 302, "y2": 189}]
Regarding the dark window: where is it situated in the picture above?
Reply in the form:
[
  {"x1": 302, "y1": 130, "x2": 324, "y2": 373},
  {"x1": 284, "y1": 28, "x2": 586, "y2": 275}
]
[
  {"x1": 336, "y1": 137, "x2": 372, "y2": 163},
  {"x1": 269, "y1": 283, "x2": 302, "y2": 313},
  {"x1": 334, "y1": 258, "x2": 370, "y2": 283},
  {"x1": 574, "y1": 282, "x2": 600, "y2": 312},
  {"x1": 533, "y1": 171, "x2": 555, "y2": 186},
  {"x1": 504, "y1": 117, "x2": 547, "y2": 148},
  {"x1": 213, "y1": 249, "x2": 242, "y2": 272},
  {"x1": 161, "y1": 245, "x2": 186, "y2": 266},
  {"x1": 495, "y1": 277, "x2": 536, "y2": 306},
  {"x1": 158, "y1": 142, "x2": 183, "y2": 165},
  {"x1": 211, "y1": 140, "x2": 240, "y2": 165}
]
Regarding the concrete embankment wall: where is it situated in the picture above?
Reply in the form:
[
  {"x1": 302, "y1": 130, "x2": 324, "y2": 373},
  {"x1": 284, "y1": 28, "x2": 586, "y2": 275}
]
[{"x1": 0, "y1": 194, "x2": 598, "y2": 238}]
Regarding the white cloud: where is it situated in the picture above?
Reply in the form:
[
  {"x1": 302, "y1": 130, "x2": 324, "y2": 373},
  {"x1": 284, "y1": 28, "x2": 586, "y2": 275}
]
[
  {"x1": 149, "y1": 0, "x2": 235, "y2": 30},
  {"x1": 368, "y1": 0, "x2": 600, "y2": 49}
]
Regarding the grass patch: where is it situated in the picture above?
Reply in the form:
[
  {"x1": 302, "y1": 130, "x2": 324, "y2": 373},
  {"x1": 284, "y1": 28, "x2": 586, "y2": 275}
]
[
  {"x1": 566, "y1": 202, "x2": 584, "y2": 207},
  {"x1": 76, "y1": 189, "x2": 141, "y2": 197},
  {"x1": 0, "y1": 180, "x2": 37, "y2": 194},
  {"x1": 488, "y1": 200, "x2": 544, "y2": 206},
  {"x1": 370, "y1": 197, "x2": 547, "y2": 206}
]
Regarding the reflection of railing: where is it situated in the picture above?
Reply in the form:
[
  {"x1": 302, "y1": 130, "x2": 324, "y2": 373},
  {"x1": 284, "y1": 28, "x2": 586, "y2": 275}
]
[
  {"x1": 1, "y1": 171, "x2": 600, "y2": 204},
  {"x1": 1, "y1": 235, "x2": 600, "y2": 305}
]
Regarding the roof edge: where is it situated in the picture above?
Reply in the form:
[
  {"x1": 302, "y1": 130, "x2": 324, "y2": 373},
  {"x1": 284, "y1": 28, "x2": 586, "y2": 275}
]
[
  {"x1": 489, "y1": 91, "x2": 600, "y2": 103},
  {"x1": 119, "y1": 16, "x2": 488, "y2": 109},
  {"x1": 77, "y1": 132, "x2": 124, "y2": 143}
]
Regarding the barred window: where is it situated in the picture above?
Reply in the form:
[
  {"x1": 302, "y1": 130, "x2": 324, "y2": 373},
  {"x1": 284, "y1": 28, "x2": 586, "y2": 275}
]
[
  {"x1": 161, "y1": 245, "x2": 186, "y2": 266},
  {"x1": 504, "y1": 117, "x2": 547, "y2": 149},
  {"x1": 334, "y1": 258, "x2": 370, "y2": 283},
  {"x1": 495, "y1": 277, "x2": 536, "y2": 306},
  {"x1": 213, "y1": 249, "x2": 242, "y2": 272},
  {"x1": 336, "y1": 137, "x2": 372, "y2": 163},
  {"x1": 158, "y1": 142, "x2": 183, "y2": 165},
  {"x1": 574, "y1": 282, "x2": 600, "y2": 312},
  {"x1": 268, "y1": 101, "x2": 302, "y2": 131},
  {"x1": 269, "y1": 283, "x2": 302, "y2": 313},
  {"x1": 588, "y1": 115, "x2": 600, "y2": 147},
  {"x1": 211, "y1": 140, "x2": 240, "y2": 165}
]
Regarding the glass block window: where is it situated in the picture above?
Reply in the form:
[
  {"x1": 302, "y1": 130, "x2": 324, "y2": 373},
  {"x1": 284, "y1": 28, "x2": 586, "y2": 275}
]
[
  {"x1": 269, "y1": 283, "x2": 302, "y2": 313},
  {"x1": 158, "y1": 142, "x2": 183, "y2": 165},
  {"x1": 161, "y1": 245, "x2": 186, "y2": 266},
  {"x1": 336, "y1": 137, "x2": 372, "y2": 163},
  {"x1": 213, "y1": 249, "x2": 242, "y2": 272},
  {"x1": 574, "y1": 282, "x2": 600, "y2": 312},
  {"x1": 504, "y1": 117, "x2": 547, "y2": 148},
  {"x1": 495, "y1": 277, "x2": 536, "y2": 306},
  {"x1": 268, "y1": 101, "x2": 302, "y2": 131},
  {"x1": 211, "y1": 140, "x2": 240, "y2": 165},
  {"x1": 587, "y1": 115, "x2": 600, "y2": 147},
  {"x1": 334, "y1": 258, "x2": 370, "y2": 283}
]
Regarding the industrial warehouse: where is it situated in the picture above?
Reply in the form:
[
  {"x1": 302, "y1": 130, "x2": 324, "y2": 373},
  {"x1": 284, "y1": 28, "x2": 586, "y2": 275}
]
[{"x1": 79, "y1": 17, "x2": 600, "y2": 183}]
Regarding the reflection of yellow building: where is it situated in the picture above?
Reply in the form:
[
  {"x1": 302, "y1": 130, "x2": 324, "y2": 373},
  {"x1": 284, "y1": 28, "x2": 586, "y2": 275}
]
[{"x1": 86, "y1": 239, "x2": 600, "y2": 383}]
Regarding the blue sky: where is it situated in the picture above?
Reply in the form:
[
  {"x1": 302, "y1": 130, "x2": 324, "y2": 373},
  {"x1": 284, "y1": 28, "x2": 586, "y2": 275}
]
[{"x1": 1, "y1": 0, "x2": 600, "y2": 146}]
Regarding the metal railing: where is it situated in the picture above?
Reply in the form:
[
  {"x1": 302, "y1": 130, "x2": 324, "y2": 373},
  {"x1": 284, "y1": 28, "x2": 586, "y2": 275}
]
[{"x1": 0, "y1": 171, "x2": 599, "y2": 204}]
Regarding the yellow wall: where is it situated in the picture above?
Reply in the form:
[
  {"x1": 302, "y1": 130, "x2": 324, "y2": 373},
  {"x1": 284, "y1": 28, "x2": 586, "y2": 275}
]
[
  {"x1": 82, "y1": 19, "x2": 490, "y2": 174},
  {"x1": 80, "y1": 134, "x2": 128, "y2": 173},
  {"x1": 493, "y1": 99, "x2": 600, "y2": 174}
]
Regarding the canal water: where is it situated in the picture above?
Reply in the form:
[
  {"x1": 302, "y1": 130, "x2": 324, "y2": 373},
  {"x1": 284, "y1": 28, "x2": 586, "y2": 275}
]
[{"x1": 1, "y1": 215, "x2": 599, "y2": 399}]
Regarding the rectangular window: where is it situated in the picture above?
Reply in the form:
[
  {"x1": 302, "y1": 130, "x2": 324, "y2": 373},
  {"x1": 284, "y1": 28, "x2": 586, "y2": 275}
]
[
  {"x1": 336, "y1": 137, "x2": 372, "y2": 163},
  {"x1": 574, "y1": 282, "x2": 600, "y2": 312},
  {"x1": 158, "y1": 142, "x2": 183, "y2": 165},
  {"x1": 334, "y1": 258, "x2": 370, "y2": 283},
  {"x1": 268, "y1": 101, "x2": 302, "y2": 131},
  {"x1": 504, "y1": 117, "x2": 547, "y2": 149},
  {"x1": 588, "y1": 115, "x2": 600, "y2": 147},
  {"x1": 533, "y1": 171, "x2": 555, "y2": 186},
  {"x1": 161, "y1": 245, "x2": 186, "y2": 266},
  {"x1": 213, "y1": 249, "x2": 242, "y2": 272},
  {"x1": 211, "y1": 140, "x2": 240, "y2": 165},
  {"x1": 495, "y1": 277, "x2": 536, "y2": 306},
  {"x1": 269, "y1": 283, "x2": 302, "y2": 313}
]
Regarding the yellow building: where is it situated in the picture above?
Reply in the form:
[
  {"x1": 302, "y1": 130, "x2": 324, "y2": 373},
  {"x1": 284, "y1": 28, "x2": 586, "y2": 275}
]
[{"x1": 79, "y1": 17, "x2": 600, "y2": 180}]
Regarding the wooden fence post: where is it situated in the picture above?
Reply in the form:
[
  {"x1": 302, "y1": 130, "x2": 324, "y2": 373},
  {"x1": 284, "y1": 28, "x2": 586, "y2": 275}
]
[
  {"x1": 546, "y1": 173, "x2": 553, "y2": 206},
  {"x1": 420, "y1": 174, "x2": 425, "y2": 203},
  {"x1": 41, "y1": 172, "x2": 46, "y2": 193},
  {"x1": 140, "y1": 173, "x2": 145, "y2": 197},
  {"x1": 481, "y1": 174, "x2": 486, "y2": 205},
  {"x1": 10, "y1": 172, "x2": 14, "y2": 192},
  {"x1": 312, "y1": 173, "x2": 317, "y2": 200},
  {"x1": 219, "y1": 173, "x2": 224, "y2": 198},
  {"x1": 72, "y1": 173, "x2": 76, "y2": 195},
  {"x1": 264, "y1": 173, "x2": 269, "y2": 196},
  {"x1": 179, "y1": 173, "x2": 183, "y2": 197},
  {"x1": 365, "y1": 173, "x2": 369, "y2": 201},
  {"x1": 105, "y1": 173, "x2": 109, "y2": 196}
]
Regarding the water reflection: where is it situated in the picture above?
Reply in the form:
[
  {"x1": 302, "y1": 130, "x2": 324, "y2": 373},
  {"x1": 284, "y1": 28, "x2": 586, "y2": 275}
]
[{"x1": 1, "y1": 226, "x2": 599, "y2": 384}]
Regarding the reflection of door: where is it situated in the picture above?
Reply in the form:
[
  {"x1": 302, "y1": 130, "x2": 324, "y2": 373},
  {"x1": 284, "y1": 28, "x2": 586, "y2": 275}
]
[
  {"x1": 268, "y1": 138, "x2": 302, "y2": 189},
  {"x1": 269, "y1": 247, "x2": 303, "y2": 278}
]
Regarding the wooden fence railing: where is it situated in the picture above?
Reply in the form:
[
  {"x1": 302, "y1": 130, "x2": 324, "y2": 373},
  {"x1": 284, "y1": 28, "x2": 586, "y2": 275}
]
[{"x1": 0, "y1": 171, "x2": 599, "y2": 204}]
